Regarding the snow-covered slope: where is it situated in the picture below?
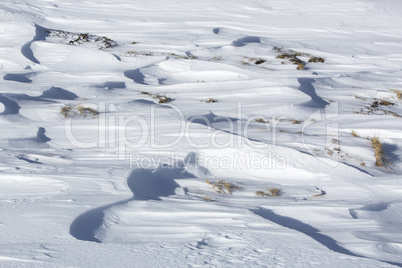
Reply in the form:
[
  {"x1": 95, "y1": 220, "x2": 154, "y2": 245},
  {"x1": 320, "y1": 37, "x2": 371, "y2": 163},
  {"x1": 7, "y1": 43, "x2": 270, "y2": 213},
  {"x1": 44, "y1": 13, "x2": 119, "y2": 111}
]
[{"x1": 1, "y1": 0, "x2": 402, "y2": 267}]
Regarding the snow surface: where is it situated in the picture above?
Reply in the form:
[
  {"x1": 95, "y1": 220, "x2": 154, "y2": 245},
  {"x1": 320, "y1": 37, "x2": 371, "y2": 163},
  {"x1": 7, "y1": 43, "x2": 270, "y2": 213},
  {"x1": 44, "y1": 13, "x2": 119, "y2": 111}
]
[{"x1": 1, "y1": 0, "x2": 402, "y2": 267}]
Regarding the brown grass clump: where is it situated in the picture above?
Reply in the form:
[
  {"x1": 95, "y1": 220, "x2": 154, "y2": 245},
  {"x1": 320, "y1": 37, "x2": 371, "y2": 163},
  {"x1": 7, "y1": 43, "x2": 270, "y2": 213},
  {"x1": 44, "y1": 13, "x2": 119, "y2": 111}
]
[
  {"x1": 157, "y1": 96, "x2": 172, "y2": 104},
  {"x1": 275, "y1": 49, "x2": 324, "y2": 70},
  {"x1": 61, "y1": 104, "x2": 98, "y2": 118},
  {"x1": 206, "y1": 179, "x2": 242, "y2": 195},
  {"x1": 371, "y1": 136, "x2": 388, "y2": 167},
  {"x1": 152, "y1": 94, "x2": 172, "y2": 104},
  {"x1": 61, "y1": 105, "x2": 72, "y2": 118},
  {"x1": 356, "y1": 98, "x2": 400, "y2": 117},
  {"x1": 76, "y1": 104, "x2": 99, "y2": 117},
  {"x1": 203, "y1": 196, "x2": 214, "y2": 202},
  {"x1": 256, "y1": 188, "x2": 281, "y2": 197},
  {"x1": 254, "y1": 118, "x2": 269, "y2": 124},
  {"x1": 351, "y1": 130, "x2": 359, "y2": 137},
  {"x1": 371, "y1": 100, "x2": 394, "y2": 108},
  {"x1": 49, "y1": 30, "x2": 117, "y2": 50},
  {"x1": 202, "y1": 98, "x2": 218, "y2": 103},
  {"x1": 391, "y1": 89, "x2": 402, "y2": 100},
  {"x1": 308, "y1": 57, "x2": 325, "y2": 63},
  {"x1": 141, "y1": 92, "x2": 173, "y2": 104},
  {"x1": 276, "y1": 50, "x2": 306, "y2": 70},
  {"x1": 256, "y1": 191, "x2": 269, "y2": 197},
  {"x1": 268, "y1": 188, "x2": 281, "y2": 196},
  {"x1": 255, "y1": 59, "x2": 266, "y2": 65}
]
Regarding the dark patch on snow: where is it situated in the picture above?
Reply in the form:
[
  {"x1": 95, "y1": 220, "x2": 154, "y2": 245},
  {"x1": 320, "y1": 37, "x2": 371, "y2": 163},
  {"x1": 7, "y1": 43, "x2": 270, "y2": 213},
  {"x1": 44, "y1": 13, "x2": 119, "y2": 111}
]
[
  {"x1": 40, "y1": 87, "x2": 78, "y2": 100},
  {"x1": 3, "y1": 73, "x2": 34, "y2": 83},
  {"x1": 231, "y1": 36, "x2": 261, "y2": 47},
  {"x1": 124, "y1": 69, "x2": 147, "y2": 85}
]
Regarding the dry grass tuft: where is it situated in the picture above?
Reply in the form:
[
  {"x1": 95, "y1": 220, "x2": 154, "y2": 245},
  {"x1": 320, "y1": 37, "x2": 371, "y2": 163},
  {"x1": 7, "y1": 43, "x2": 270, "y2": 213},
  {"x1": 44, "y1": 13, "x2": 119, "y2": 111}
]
[
  {"x1": 202, "y1": 98, "x2": 218, "y2": 103},
  {"x1": 206, "y1": 179, "x2": 242, "y2": 195},
  {"x1": 268, "y1": 188, "x2": 281, "y2": 197},
  {"x1": 76, "y1": 104, "x2": 99, "y2": 117},
  {"x1": 391, "y1": 89, "x2": 402, "y2": 100},
  {"x1": 296, "y1": 63, "x2": 305, "y2": 70},
  {"x1": 371, "y1": 100, "x2": 394, "y2": 108},
  {"x1": 371, "y1": 136, "x2": 388, "y2": 167},
  {"x1": 351, "y1": 130, "x2": 360, "y2": 137},
  {"x1": 256, "y1": 191, "x2": 269, "y2": 197},
  {"x1": 61, "y1": 105, "x2": 72, "y2": 118},
  {"x1": 152, "y1": 94, "x2": 172, "y2": 104},
  {"x1": 308, "y1": 57, "x2": 325, "y2": 63},
  {"x1": 275, "y1": 49, "x2": 324, "y2": 70},
  {"x1": 157, "y1": 96, "x2": 172, "y2": 104},
  {"x1": 256, "y1": 188, "x2": 281, "y2": 197},
  {"x1": 255, "y1": 59, "x2": 266, "y2": 65},
  {"x1": 49, "y1": 30, "x2": 117, "y2": 50},
  {"x1": 139, "y1": 91, "x2": 172, "y2": 104},
  {"x1": 203, "y1": 196, "x2": 214, "y2": 202},
  {"x1": 356, "y1": 98, "x2": 400, "y2": 117},
  {"x1": 60, "y1": 104, "x2": 98, "y2": 118},
  {"x1": 254, "y1": 118, "x2": 269, "y2": 124}
]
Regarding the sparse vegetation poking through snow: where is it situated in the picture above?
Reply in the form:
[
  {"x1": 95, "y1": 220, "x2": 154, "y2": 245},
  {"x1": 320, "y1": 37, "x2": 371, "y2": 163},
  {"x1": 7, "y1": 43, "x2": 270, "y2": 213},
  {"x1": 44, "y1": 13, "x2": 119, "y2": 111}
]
[
  {"x1": 391, "y1": 89, "x2": 402, "y2": 100},
  {"x1": 157, "y1": 96, "x2": 172, "y2": 104},
  {"x1": 60, "y1": 104, "x2": 98, "y2": 118},
  {"x1": 296, "y1": 63, "x2": 305, "y2": 70},
  {"x1": 275, "y1": 48, "x2": 325, "y2": 70},
  {"x1": 314, "y1": 188, "x2": 326, "y2": 198},
  {"x1": 371, "y1": 136, "x2": 388, "y2": 167},
  {"x1": 254, "y1": 58, "x2": 266, "y2": 65},
  {"x1": 308, "y1": 56, "x2": 325, "y2": 63},
  {"x1": 256, "y1": 188, "x2": 281, "y2": 197},
  {"x1": 276, "y1": 49, "x2": 307, "y2": 69},
  {"x1": 48, "y1": 30, "x2": 118, "y2": 50},
  {"x1": 240, "y1": 57, "x2": 267, "y2": 66},
  {"x1": 76, "y1": 104, "x2": 99, "y2": 117},
  {"x1": 126, "y1": 51, "x2": 154, "y2": 56},
  {"x1": 153, "y1": 94, "x2": 172, "y2": 104},
  {"x1": 61, "y1": 105, "x2": 72, "y2": 118},
  {"x1": 202, "y1": 98, "x2": 218, "y2": 103},
  {"x1": 351, "y1": 130, "x2": 360, "y2": 137},
  {"x1": 139, "y1": 91, "x2": 172, "y2": 104},
  {"x1": 256, "y1": 191, "x2": 269, "y2": 197},
  {"x1": 371, "y1": 100, "x2": 394, "y2": 108},
  {"x1": 206, "y1": 179, "x2": 242, "y2": 195},
  {"x1": 166, "y1": 53, "x2": 197, "y2": 60},
  {"x1": 268, "y1": 188, "x2": 281, "y2": 196},
  {"x1": 291, "y1": 119, "x2": 303, "y2": 124},
  {"x1": 254, "y1": 118, "x2": 269, "y2": 124},
  {"x1": 356, "y1": 98, "x2": 400, "y2": 117},
  {"x1": 203, "y1": 196, "x2": 215, "y2": 202}
]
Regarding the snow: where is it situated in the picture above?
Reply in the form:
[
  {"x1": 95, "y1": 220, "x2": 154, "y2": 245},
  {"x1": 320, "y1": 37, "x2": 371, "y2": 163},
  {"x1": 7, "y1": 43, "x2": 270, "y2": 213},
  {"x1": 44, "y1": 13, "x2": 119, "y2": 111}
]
[{"x1": 1, "y1": 0, "x2": 402, "y2": 267}]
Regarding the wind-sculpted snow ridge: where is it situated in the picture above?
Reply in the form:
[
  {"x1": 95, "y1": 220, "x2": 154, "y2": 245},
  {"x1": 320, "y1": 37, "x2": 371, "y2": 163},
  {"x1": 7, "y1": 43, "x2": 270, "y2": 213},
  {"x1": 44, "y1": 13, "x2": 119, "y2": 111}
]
[
  {"x1": 70, "y1": 160, "x2": 190, "y2": 243},
  {"x1": 1, "y1": 0, "x2": 402, "y2": 266},
  {"x1": 252, "y1": 208, "x2": 402, "y2": 267}
]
